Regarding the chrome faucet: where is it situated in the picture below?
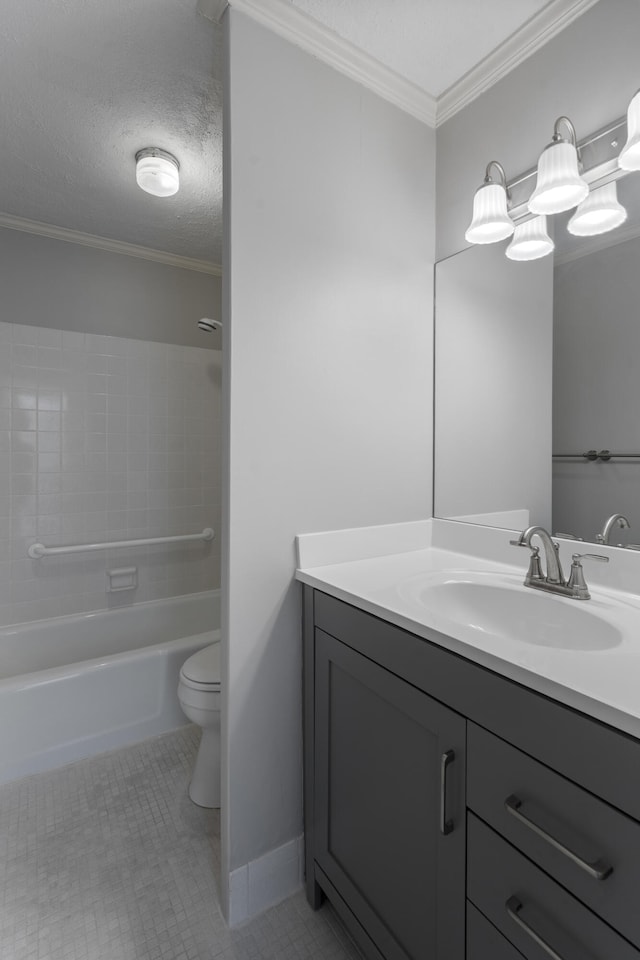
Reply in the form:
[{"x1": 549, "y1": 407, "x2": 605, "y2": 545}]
[
  {"x1": 596, "y1": 513, "x2": 630, "y2": 545},
  {"x1": 511, "y1": 526, "x2": 564, "y2": 584},
  {"x1": 510, "y1": 526, "x2": 608, "y2": 599}
]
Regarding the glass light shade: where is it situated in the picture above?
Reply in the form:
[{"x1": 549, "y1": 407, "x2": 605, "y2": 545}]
[
  {"x1": 567, "y1": 182, "x2": 628, "y2": 236},
  {"x1": 136, "y1": 149, "x2": 180, "y2": 197},
  {"x1": 619, "y1": 90, "x2": 640, "y2": 171},
  {"x1": 465, "y1": 182, "x2": 514, "y2": 244},
  {"x1": 528, "y1": 141, "x2": 589, "y2": 214},
  {"x1": 506, "y1": 216, "x2": 554, "y2": 261}
]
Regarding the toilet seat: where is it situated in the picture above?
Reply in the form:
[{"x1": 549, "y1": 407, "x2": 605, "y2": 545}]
[{"x1": 179, "y1": 642, "x2": 221, "y2": 691}]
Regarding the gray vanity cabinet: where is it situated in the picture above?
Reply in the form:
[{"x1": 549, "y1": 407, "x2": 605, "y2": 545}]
[
  {"x1": 303, "y1": 586, "x2": 640, "y2": 960},
  {"x1": 313, "y1": 628, "x2": 466, "y2": 960}
]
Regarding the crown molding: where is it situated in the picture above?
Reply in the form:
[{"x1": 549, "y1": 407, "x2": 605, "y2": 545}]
[
  {"x1": 436, "y1": 0, "x2": 601, "y2": 125},
  {"x1": 197, "y1": 0, "x2": 228, "y2": 23},
  {"x1": 227, "y1": 0, "x2": 437, "y2": 127},
  {"x1": 0, "y1": 212, "x2": 222, "y2": 276}
]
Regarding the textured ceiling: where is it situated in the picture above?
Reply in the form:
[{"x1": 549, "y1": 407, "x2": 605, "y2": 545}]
[
  {"x1": 0, "y1": 0, "x2": 582, "y2": 265},
  {"x1": 287, "y1": 0, "x2": 554, "y2": 97},
  {"x1": 0, "y1": 0, "x2": 222, "y2": 264}
]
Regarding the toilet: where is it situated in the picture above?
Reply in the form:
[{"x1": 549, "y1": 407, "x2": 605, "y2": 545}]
[{"x1": 177, "y1": 642, "x2": 221, "y2": 808}]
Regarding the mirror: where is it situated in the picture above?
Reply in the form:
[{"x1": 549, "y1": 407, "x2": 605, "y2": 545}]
[{"x1": 434, "y1": 171, "x2": 640, "y2": 549}]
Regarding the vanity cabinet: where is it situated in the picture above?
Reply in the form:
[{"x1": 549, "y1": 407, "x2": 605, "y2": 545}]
[
  {"x1": 303, "y1": 586, "x2": 640, "y2": 960},
  {"x1": 314, "y1": 628, "x2": 465, "y2": 960}
]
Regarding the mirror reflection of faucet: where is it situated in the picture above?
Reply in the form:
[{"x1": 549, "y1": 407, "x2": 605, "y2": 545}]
[
  {"x1": 510, "y1": 526, "x2": 609, "y2": 600},
  {"x1": 596, "y1": 514, "x2": 630, "y2": 545}
]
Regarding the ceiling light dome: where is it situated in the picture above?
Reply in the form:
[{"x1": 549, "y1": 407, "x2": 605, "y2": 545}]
[
  {"x1": 135, "y1": 148, "x2": 180, "y2": 197},
  {"x1": 465, "y1": 161, "x2": 514, "y2": 245},
  {"x1": 567, "y1": 182, "x2": 627, "y2": 236},
  {"x1": 506, "y1": 216, "x2": 554, "y2": 261},
  {"x1": 619, "y1": 89, "x2": 640, "y2": 171},
  {"x1": 528, "y1": 117, "x2": 588, "y2": 215}
]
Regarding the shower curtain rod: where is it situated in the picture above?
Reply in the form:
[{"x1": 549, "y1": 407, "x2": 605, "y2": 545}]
[{"x1": 28, "y1": 528, "x2": 215, "y2": 559}]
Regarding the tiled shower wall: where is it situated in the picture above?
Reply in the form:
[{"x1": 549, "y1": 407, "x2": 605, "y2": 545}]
[{"x1": 0, "y1": 321, "x2": 220, "y2": 626}]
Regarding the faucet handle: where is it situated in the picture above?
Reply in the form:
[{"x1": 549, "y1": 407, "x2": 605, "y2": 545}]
[
  {"x1": 510, "y1": 543, "x2": 544, "y2": 583},
  {"x1": 567, "y1": 553, "x2": 609, "y2": 600}
]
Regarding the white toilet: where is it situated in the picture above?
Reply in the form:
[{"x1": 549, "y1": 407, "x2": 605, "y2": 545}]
[{"x1": 177, "y1": 642, "x2": 221, "y2": 808}]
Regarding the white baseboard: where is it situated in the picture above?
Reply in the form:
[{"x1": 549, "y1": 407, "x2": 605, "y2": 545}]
[{"x1": 228, "y1": 834, "x2": 304, "y2": 927}]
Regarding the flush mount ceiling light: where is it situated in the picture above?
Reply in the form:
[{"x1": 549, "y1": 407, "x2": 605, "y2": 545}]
[
  {"x1": 567, "y1": 182, "x2": 628, "y2": 236},
  {"x1": 464, "y1": 161, "x2": 514, "y2": 244},
  {"x1": 619, "y1": 89, "x2": 640, "y2": 171},
  {"x1": 528, "y1": 117, "x2": 589, "y2": 215},
  {"x1": 135, "y1": 148, "x2": 180, "y2": 197},
  {"x1": 506, "y1": 216, "x2": 554, "y2": 261}
]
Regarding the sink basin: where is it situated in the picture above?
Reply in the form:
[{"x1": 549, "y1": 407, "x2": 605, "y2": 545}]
[{"x1": 400, "y1": 574, "x2": 622, "y2": 651}]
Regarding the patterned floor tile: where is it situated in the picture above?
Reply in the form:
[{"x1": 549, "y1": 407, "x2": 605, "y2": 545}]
[{"x1": 0, "y1": 727, "x2": 362, "y2": 960}]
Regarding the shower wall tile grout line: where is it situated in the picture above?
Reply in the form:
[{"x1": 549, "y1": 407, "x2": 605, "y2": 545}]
[{"x1": 0, "y1": 321, "x2": 221, "y2": 626}]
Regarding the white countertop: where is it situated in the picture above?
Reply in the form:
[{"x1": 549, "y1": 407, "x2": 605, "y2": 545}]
[{"x1": 296, "y1": 519, "x2": 640, "y2": 740}]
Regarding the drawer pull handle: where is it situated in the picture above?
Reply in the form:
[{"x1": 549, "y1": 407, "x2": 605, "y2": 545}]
[
  {"x1": 440, "y1": 750, "x2": 455, "y2": 835},
  {"x1": 506, "y1": 897, "x2": 568, "y2": 960},
  {"x1": 505, "y1": 794, "x2": 612, "y2": 881}
]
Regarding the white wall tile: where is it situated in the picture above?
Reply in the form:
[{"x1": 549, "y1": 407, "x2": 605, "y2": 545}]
[{"x1": 0, "y1": 323, "x2": 221, "y2": 627}]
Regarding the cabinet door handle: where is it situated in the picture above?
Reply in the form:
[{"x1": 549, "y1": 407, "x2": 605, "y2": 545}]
[
  {"x1": 440, "y1": 750, "x2": 455, "y2": 835},
  {"x1": 505, "y1": 794, "x2": 612, "y2": 881},
  {"x1": 506, "y1": 897, "x2": 569, "y2": 960}
]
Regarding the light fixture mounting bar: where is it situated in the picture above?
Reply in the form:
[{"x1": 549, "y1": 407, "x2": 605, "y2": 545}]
[{"x1": 507, "y1": 115, "x2": 628, "y2": 222}]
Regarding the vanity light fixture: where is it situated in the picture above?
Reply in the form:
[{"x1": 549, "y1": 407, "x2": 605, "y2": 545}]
[
  {"x1": 135, "y1": 148, "x2": 180, "y2": 197},
  {"x1": 619, "y1": 89, "x2": 640, "y2": 171},
  {"x1": 505, "y1": 215, "x2": 554, "y2": 261},
  {"x1": 567, "y1": 182, "x2": 627, "y2": 236},
  {"x1": 464, "y1": 161, "x2": 514, "y2": 244},
  {"x1": 528, "y1": 117, "x2": 589, "y2": 215}
]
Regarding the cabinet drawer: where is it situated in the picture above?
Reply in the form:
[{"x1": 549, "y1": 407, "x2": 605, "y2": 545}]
[
  {"x1": 468, "y1": 813, "x2": 640, "y2": 960},
  {"x1": 467, "y1": 902, "x2": 525, "y2": 960},
  {"x1": 468, "y1": 722, "x2": 640, "y2": 948}
]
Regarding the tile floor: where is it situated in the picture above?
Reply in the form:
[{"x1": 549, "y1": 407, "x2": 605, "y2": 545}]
[{"x1": 0, "y1": 726, "x2": 363, "y2": 960}]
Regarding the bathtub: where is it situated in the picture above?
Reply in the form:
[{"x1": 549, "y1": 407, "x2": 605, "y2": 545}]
[{"x1": 0, "y1": 590, "x2": 219, "y2": 785}]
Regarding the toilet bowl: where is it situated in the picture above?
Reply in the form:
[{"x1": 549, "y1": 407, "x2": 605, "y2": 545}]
[{"x1": 177, "y1": 642, "x2": 221, "y2": 808}]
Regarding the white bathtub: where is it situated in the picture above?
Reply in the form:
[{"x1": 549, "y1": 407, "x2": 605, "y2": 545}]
[{"x1": 0, "y1": 591, "x2": 219, "y2": 785}]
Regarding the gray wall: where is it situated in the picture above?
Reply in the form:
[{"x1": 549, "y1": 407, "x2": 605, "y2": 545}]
[
  {"x1": 435, "y1": 243, "x2": 552, "y2": 529},
  {"x1": 223, "y1": 4, "x2": 435, "y2": 903},
  {"x1": 553, "y1": 237, "x2": 640, "y2": 542},
  {"x1": 436, "y1": 0, "x2": 640, "y2": 261},
  {"x1": 0, "y1": 228, "x2": 221, "y2": 348}
]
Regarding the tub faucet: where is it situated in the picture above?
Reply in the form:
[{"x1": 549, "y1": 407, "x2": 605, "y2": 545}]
[
  {"x1": 510, "y1": 526, "x2": 608, "y2": 599},
  {"x1": 596, "y1": 514, "x2": 630, "y2": 544}
]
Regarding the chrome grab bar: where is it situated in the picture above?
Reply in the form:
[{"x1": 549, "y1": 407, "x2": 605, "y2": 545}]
[
  {"x1": 553, "y1": 450, "x2": 640, "y2": 461},
  {"x1": 28, "y1": 528, "x2": 215, "y2": 559}
]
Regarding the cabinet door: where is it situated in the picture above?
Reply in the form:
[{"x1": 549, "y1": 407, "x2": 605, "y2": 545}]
[{"x1": 314, "y1": 629, "x2": 465, "y2": 960}]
